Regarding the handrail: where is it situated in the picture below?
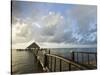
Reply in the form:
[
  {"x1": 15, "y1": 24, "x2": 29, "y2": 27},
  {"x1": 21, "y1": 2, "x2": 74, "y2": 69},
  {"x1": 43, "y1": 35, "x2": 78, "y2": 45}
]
[
  {"x1": 45, "y1": 53, "x2": 88, "y2": 71},
  {"x1": 73, "y1": 51, "x2": 97, "y2": 54},
  {"x1": 71, "y1": 51, "x2": 97, "y2": 66},
  {"x1": 30, "y1": 49, "x2": 97, "y2": 72}
]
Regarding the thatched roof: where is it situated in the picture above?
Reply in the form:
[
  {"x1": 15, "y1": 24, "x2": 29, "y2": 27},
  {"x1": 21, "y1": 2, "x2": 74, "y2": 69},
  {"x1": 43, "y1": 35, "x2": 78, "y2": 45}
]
[{"x1": 26, "y1": 42, "x2": 40, "y2": 49}]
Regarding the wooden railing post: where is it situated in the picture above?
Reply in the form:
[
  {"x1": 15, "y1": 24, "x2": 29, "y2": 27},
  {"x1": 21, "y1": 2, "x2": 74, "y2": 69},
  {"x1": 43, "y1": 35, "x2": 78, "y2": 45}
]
[
  {"x1": 54, "y1": 57, "x2": 56, "y2": 72},
  {"x1": 44, "y1": 53, "x2": 48, "y2": 68},
  {"x1": 95, "y1": 53, "x2": 97, "y2": 65},
  {"x1": 69, "y1": 63, "x2": 71, "y2": 71},
  {"x1": 87, "y1": 53, "x2": 90, "y2": 64},
  {"x1": 77, "y1": 52, "x2": 79, "y2": 63},
  {"x1": 59, "y1": 59, "x2": 62, "y2": 71},
  {"x1": 48, "y1": 49, "x2": 50, "y2": 54},
  {"x1": 51, "y1": 56, "x2": 52, "y2": 72},
  {"x1": 81, "y1": 53, "x2": 84, "y2": 64},
  {"x1": 71, "y1": 51, "x2": 75, "y2": 61}
]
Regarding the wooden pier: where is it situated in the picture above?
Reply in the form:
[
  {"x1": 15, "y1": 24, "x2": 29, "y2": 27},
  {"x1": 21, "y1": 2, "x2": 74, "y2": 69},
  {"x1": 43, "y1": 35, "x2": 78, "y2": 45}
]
[
  {"x1": 12, "y1": 42, "x2": 97, "y2": 74},
  {"x1": 28, "y1": 48, "x2": 97, "y2": 72},
  {"x1": 13, "y1": 48, "x2": 97, "y2": 73}
]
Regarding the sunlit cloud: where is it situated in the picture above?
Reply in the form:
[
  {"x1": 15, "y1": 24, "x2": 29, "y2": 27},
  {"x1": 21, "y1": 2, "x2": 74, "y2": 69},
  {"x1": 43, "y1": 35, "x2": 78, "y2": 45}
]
[
  {"x1": 32, "y1": 22, "x2": 41, "y2": 28},
  {"x1": 12, "y1": 20, "x2": 33, "y2": 44}
]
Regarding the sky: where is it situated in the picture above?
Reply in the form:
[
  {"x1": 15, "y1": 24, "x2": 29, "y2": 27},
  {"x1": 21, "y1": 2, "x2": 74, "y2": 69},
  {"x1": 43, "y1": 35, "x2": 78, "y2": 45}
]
[{"x1": 12, "y1": 1, "x2": 97, "y2": 48}]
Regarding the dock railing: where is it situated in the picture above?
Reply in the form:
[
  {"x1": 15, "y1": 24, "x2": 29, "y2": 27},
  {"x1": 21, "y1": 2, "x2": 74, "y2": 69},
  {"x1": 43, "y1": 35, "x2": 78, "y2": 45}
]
[
  {"x1": 29, "y1": 48, "x2": 97, "y2": 72},
  {"x1": 71, "y1": 51, "x2": 97, "y2": 66},
  {"x1": 43, "y1": 53, "x2": 88, "y2": 72}
]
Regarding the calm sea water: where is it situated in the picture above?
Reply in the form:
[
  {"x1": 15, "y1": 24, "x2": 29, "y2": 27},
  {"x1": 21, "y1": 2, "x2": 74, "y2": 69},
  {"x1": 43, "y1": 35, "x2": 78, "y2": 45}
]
[
  {"x1": 12, "y1": 49, "x2": 43, "y2": 74},
  {"x1": 50, "y1": 48, "x2": 96, "y2": 58},
  {"x1": 12, "y1": 48, "x2": 97, "y2": 74}
]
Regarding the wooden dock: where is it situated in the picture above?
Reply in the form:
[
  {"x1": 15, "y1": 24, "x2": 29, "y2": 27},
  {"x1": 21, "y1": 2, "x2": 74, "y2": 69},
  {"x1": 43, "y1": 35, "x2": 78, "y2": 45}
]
[
  {"x1": 12, "y1": 48, "x2": 97, "y2": 74},
  {"x1": 29, "y1": 48, "x2": 97, "y2": 72}
]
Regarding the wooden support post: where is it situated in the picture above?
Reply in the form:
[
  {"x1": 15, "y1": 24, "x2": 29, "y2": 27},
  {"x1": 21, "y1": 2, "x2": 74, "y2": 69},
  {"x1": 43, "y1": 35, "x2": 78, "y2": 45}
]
[
  {"x1": 54, "y1": 57, "x2": 56, "y2": 72},
  {"x1": 69, "y1": 63, "x2": 71, "y2": 71},
  {"x1": 81, "y1": 53, "x2": 84, "y2": 64},
  {"x1": 77, "y1": 52, "x2": 79, "y2": 63},
  {"x1": 51, "y1": 56, "x2": 52, "y2": 72},
  {"x1": 47, "y1": 56, "x2": 49, "y2": 69},
  {"x1": 87, "y1": 53, "x2": 89, "y2": 64},
  {"x1": 59, "y1": 59, "x2": 62, "y2": 71},
  {"x1": 71, "y1": 51, "x2": 75, "y2": 61},
  {"x1": 44, "y1": 54, "x2": 48, "y2": 68},
  {"x1": 95, "y1": 54, "x2": 97, "y2": 65},
  {"x1": 48, "y1": 49, "x2": 50, "y2": 54}
]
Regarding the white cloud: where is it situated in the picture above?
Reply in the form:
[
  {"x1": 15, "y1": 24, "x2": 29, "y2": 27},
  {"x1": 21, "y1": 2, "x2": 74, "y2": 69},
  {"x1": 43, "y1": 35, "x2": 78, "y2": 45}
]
[
  {"x1": 12, "y1": 20, "x2": 33, "y2": 44},
  {"x1": 32, "y1": 22, "x2": 41, "y2": 28},
  {"x1": 41, "y1": 12, "x2": 63, "y2": 28}
]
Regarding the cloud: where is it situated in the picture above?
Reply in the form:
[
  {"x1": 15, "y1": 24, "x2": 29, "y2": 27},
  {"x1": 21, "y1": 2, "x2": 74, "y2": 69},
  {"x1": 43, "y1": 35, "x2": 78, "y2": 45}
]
[
  {"x1": 12, "y1": 2, "x2": 97, "y2": 48},
  {"x1": 34, "y1": 12, "x2": 65, "y2": 41},
  {"x1": 38, "y1": 5, "x2": 97, "y2": 44},
  {"x1": 64, "y1": 5, "x2": 97, "y2": 44},
  {"x1": 67, "y1": 5, "x2": 97, "y2": 33},
  {"x1": 12, "y1": 20, "x2": 33, "y2": 44}
]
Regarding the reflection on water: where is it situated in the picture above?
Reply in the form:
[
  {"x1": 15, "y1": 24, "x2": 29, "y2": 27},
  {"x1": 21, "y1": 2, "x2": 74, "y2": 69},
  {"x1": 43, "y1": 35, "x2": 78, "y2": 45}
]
[{"x1": 12, "y1": 49, "x2": 43, "y2": 74}]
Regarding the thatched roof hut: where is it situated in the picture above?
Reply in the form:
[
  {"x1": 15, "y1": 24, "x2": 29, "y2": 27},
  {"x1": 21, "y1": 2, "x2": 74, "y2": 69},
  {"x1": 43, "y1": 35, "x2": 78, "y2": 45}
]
[{"x1": 26, "y1": 42, "x2": 40, "y2": 49}]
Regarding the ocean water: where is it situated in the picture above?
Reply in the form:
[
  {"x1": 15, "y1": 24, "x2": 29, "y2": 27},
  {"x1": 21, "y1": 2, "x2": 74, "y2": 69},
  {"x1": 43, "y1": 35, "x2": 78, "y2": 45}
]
[
  {"x1": 12, "y1": 49, "x2": 43, "y2": 74},
  {"x1": 50, "y1": 48, "x2": 96, "y2": 56},
  {"x1": 49, "y1": 48, "x2": 97, "y2": 63},
  {"x1": 12, "y1": 48, "x2": 97, "y2": 74}
]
